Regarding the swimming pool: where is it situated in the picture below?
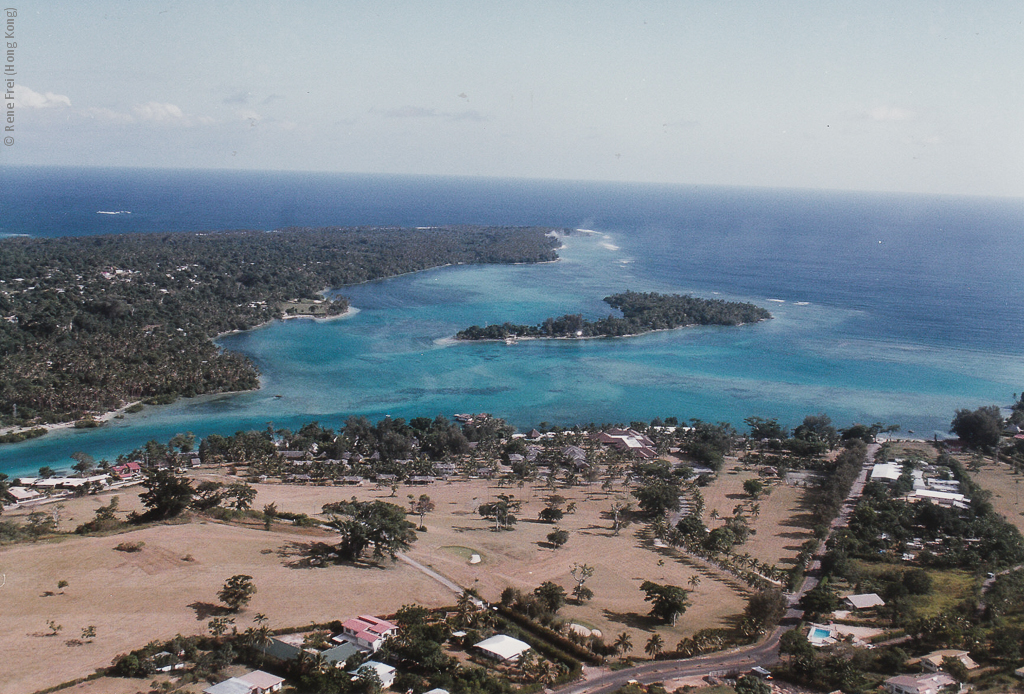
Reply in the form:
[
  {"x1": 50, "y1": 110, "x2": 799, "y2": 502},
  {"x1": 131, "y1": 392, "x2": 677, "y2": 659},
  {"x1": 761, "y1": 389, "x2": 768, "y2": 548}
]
[{"x1": 810, "y1": 627, "x2": 833, "y2": 640}]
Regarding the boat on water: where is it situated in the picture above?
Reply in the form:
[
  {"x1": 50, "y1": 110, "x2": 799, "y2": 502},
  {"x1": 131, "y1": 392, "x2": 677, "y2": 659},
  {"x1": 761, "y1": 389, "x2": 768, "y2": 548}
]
[{"x1": 504, "y1": 334, "x2": 518, "y2": 345}]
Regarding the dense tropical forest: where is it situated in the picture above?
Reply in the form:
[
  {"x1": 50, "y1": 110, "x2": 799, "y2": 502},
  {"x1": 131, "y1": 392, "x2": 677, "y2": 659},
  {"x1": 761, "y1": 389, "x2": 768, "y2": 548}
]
[
  {"x1": 456, "y1": 291, "x2": 772, "y2": 341},
  {"x1": 0, "y1": 226, "x2": 562, "y2": 427}
]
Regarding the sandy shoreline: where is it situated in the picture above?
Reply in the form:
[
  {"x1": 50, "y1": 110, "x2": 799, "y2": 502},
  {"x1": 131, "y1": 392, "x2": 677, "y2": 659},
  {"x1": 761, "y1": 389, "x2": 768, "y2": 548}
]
[{"x1": 0, "y1": 401, "x2": 142, "y2": 440}]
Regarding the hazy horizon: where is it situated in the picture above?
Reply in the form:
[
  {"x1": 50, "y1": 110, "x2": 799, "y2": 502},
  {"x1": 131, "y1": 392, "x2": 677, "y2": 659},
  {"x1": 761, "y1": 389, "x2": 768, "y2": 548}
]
[{"x1": 3, "y1": 2, "x2": 1022, "y2": 198}]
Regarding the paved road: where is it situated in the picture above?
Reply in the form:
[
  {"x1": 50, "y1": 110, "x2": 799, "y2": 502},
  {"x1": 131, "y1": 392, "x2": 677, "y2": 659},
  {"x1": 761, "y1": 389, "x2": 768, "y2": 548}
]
[{"x1": 556, "y1": 628, "x2": 786, "y2": 694}]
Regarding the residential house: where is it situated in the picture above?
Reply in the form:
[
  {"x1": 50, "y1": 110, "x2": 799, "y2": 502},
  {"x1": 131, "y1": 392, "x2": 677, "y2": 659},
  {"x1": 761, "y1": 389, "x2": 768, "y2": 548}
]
[
  {"x1": 204, "y1": 670, "x2": 285, "y2": 694},
  {"x1": 870, "y1": 463, "x2": 903, "y2": 483},
  {"x1": 256, "y1": 636, "x2": 304, "y2": 664},
  {"x1": 433, "y1": 462, "x2": 457, "y2": 477},
  {"x1": 591, "y1": 428, "x2": 657, "y2": 459},
  {"x1": 5, "y1": 486, "x2": 43, "y2": 503},
  {"x1": 335, "y1": 615, "x2": 398, "y2": 652},
  {"x1": 844, "y1": 593, "x2": 886, "y2": 610},
  {"x1": 350, "y1": 661, "x2": 396, "y2": 689},
  {"x1": 322, "y1": 640, "x2": 364, "y2": 667},
  {"x1": 883, "y1": 672, "x2": 959, "y2": 694},
  {"x1": 908, "y1": 489, "x2": 970, "y2": 509},
  {"x1": 111, "y1": 461, "x2": 142, "y2": 478},
  {"x1": 473, "y1": 634, "x2": 531, "y2": 662},
  {"x1": 917, "y1": 650, "x2": 978, "y2": 673}
]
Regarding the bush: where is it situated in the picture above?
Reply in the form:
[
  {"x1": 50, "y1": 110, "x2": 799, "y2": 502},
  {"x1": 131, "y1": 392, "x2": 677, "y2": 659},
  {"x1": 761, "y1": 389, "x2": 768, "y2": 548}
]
[{"x1": 114, "y1": 541, "x2": 145, "y2": 552}]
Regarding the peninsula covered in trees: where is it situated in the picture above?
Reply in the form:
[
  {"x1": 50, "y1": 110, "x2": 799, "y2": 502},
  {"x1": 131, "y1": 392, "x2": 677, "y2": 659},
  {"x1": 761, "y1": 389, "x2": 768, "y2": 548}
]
[
  {"x1": 0, "y1": 225, "x2": 562, "y2": 428},
  {"x1": 456, "y1": 291, "x2": 772, "y2": 341}
]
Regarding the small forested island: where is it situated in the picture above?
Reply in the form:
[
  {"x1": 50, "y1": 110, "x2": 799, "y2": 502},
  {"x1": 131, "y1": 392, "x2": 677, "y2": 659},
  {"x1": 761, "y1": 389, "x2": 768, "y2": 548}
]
[
  {"x1": 0, "y1": 225, "x2": 562, "y2": 428},
  {"x1": 456, "y1": 290, "x2": 772, "y2": 341}
]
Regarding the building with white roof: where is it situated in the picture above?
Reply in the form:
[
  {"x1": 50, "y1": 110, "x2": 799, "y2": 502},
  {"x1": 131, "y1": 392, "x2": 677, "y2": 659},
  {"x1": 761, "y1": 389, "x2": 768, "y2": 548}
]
[
  {"x1": 203, "y1": 670, "x2": 285, "y2": 694},
  {"x1": 473, "y1": 634, "x2": 531, "y2": 662},
  {"x1": 884, "y1": 672, "x2": 959, "y2": 694},
  {"x1": 908, "y1": 489, "x2": 969, "y2": 509},
  {"x1": 350, "y1": 661, "x2": 396, "y2": 689},
  {"x1": 870, "y1": 463, "x2": 903, "y2": 483},
  {"x1": 844, "y1": 593, "x2": 886, "y2": 610}
]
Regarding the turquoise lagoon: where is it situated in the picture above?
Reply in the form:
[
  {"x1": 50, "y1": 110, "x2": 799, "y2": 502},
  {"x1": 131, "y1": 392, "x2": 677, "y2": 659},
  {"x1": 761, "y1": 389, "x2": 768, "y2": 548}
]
[
  {"x1": 2, "y1": 170, "x2": 1023, "y2": 477},
  {"x1": 1, "y1": 228, "x2": 1020, "y2": 478}
]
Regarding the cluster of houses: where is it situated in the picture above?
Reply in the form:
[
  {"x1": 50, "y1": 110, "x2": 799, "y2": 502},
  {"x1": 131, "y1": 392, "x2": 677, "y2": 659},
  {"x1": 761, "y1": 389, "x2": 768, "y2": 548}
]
[
  {"x1": 243, "y1": 613, "x2": 532, "y2": 691},
  {"x1": 3, "y1": 461, "x2": 145, "y2": 507},
  {"x1": 869, "y1": 460, "x2": 971, "y2": 509}
]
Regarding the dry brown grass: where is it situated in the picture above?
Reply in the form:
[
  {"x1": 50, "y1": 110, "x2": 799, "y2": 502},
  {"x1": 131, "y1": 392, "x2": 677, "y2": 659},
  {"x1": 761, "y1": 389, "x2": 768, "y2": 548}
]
[
  {"x1": 969, "y1": 462, "x2": 1024, "y2": 534},
  {"x1": 697, "y1": 458, "x2": 814, "y2": 569},
  {"x1": 250, "y1": 477, "x2": 746, "y2": 648},
  {"x1": 0, "y1": 515, "x2": 451, "y2": 694},
  {"x1": 0, "y1": 465, "x2": 817, "y2": 693}
]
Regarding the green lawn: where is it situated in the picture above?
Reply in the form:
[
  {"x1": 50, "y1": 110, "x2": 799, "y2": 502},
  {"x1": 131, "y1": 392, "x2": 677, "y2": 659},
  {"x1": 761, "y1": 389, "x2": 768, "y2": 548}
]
[
  {"x1": 906, "y1": 568, "x2": 976, "y2": 619},
  {"x1": 848, "y1": 560, "x2": 977, "y2": 620},
  {"x1": 440, "y1": 545, "x2": 481, "y2": 561}
]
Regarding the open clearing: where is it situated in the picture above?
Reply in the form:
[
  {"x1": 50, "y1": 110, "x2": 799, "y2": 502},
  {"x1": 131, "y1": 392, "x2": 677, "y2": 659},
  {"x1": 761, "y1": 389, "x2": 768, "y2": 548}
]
[
  {"x1": 696, "y1": 458, "x2": 814, "y2": 569},
  {"x1": 969, "y1": 462, "x2": 1024, "y2": 534},
  {"x1": 0, "y1": 519, "x2": 452, "y2": 694},
  {"x1": 1, "y1": 464, "x2": 815, "y2": 693}
]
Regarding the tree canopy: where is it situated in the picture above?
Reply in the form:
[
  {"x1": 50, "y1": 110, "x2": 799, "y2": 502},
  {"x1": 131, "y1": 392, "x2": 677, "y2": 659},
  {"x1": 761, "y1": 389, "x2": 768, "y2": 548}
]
[
  {"x1": 218, "y1": 574, "x2": 257, "y2": 612},
  {"x1": 457, "y1": 291, "x2": 771, "y2": 340},
  {"x1": 640, "y1": 580, "x2": 690, "y2": 625},
  {"x1": 0, "y1": 225, "x2": 561, "y2": 426},
  {"x1": 137, "y1": 469, "x2": 194, "y2": 521},
  {"x1": 950, "y1": 405, "x2": 1003, "y2": 450},
  {"x1": 328, "y1": 500, "x2": 417, "y2": 562}
]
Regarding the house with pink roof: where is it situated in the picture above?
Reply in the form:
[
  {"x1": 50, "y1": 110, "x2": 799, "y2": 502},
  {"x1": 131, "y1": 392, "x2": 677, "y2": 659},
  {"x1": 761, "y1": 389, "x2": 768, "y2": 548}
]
[{"x1": 334, "y1": 615, "x2": 398, "y2": 652}]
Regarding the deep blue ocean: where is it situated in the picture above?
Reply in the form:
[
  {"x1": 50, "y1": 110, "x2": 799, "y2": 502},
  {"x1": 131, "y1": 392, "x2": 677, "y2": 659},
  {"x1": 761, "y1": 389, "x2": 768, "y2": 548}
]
[{"x1": 2, "y1": 166, "x2": 1023, "y2": 477}]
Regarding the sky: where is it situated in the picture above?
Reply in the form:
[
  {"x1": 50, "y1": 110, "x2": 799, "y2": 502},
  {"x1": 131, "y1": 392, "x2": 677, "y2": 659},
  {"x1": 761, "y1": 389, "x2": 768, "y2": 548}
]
[{"x1": 3, "y1": 1, "x2": 1023, "y2": 197}]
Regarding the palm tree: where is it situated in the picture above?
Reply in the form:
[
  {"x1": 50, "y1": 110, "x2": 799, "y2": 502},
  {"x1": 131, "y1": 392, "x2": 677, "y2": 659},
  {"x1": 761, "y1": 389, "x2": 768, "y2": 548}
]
[
  {"x1": 457, "y1": 587, "x2": 480, "y2": 624},
  {"x1": 644, "y1": 633, "x2": 664, "y2": 658},
  {"x1": 688, "y1": 574, "x2": 701, "y2": 589},
  {"x1": 709, "y1": 508, "x2": 720, "y2": 524},
  {"x1": 309, "y1": 651, "x2": 329, "y2": 674},
  {"x1": 614, "y1": 631, "x2": 633, "y2": 655}
]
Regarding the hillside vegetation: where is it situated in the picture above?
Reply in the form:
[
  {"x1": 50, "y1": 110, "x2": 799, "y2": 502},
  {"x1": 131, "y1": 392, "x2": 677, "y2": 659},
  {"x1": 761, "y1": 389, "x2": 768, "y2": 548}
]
[{"x1": 0, "y1": 225, "x2": 561, "y2": 426}]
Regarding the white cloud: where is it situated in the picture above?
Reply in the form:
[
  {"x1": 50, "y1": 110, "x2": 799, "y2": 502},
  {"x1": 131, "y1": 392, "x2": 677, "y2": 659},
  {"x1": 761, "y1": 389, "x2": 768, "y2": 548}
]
[
  {"x1": 866, "y1": 106, "x2": 915, "y2": 122},
  {"x1": 132, "y1": 101, "x2": 185, "y2": 122},
  {"x1": 13, "y1": 85, "x2": 71, "y2": 109}
]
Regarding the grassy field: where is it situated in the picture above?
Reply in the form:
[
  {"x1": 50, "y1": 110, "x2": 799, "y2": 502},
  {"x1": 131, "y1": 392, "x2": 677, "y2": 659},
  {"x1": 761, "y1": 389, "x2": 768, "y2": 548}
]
[
  {"x1": 696, "y1": 458, "x2": 814, "y2": 570},
  {"x1": 969, "y1": 462, "x2": 1024, "y2": 535},
  {"x1": 0, "y1": 462, "x2": 816, "y2": 694}
]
